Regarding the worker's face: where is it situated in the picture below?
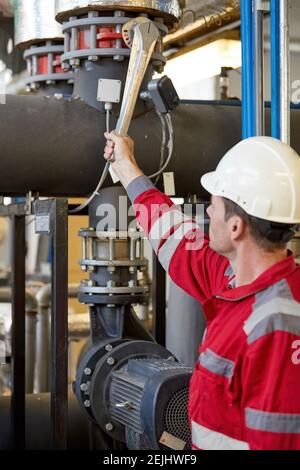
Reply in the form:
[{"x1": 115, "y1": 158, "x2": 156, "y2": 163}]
[{"x1": 206, "y1": 196, "x2": 234, "y2": 255}]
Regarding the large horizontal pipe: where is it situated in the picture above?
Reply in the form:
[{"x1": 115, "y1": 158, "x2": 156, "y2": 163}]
[
  {"x1": 1, "y1": 96, "x2": 300, "y2": 198},
  {"x1": 0, "y1": 96, "x2": 237, "y2": 198}
]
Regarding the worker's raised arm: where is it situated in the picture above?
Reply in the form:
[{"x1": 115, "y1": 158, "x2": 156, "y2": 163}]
[{"x1": 104, "y1": 131, "x2": 229, "y2": 304}]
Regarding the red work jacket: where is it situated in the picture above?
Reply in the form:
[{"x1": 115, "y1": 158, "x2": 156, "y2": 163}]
[{"x1": 127, "y1": 176, "x2": 300, "y2": 450}]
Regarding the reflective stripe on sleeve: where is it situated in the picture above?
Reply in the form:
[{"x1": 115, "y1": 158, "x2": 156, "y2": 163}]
[
  {"x1": 157, "y1": 223, "x2": 200, "y2": 271},
  {"x1": 148, "y1": 208, "x2": 190, "y2": 254}
]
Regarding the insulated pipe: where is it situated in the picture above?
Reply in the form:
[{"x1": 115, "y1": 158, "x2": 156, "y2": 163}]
[
  {"x1": 0, "y1": 288, "x2": 37, "y2": 394},
  {"x1": 55, "y1": 0, "x2": 182, "y2": 27},
  {"x1": 167, "y1": 281, "x2": 206, "y2": 368},
  {"x1": 1, "y1": 97, "x2": 300, "y2": 198},
  {"x1": 14, "y1": 0, "x2": 63, "y2": 48},
  {"x1": 35, "y1": 283, "x2": 79, "y2": 393},
  {"x1": 279, "y1": 0, "x2": 290, "y2": 144}
]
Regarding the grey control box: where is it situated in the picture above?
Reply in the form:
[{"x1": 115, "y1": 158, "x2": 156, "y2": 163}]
[{"x1": 97, "y1": 79, "x2": 122, "y2": 103}]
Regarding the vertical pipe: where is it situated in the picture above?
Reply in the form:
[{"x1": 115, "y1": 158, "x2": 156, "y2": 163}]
[
  {"x1": 279, "y1": 0, "x2": 290, "y2": 144},
  {"x1": 35, "y1": 283, "x2": 51, "y2": 394},
  {"x1": 25, "y1": 312, "x2": 37, "y2": 393},
  {"x1": 271, "y1": 0, "x2": 281, "y2": 139},
  {"x1": 35, "y1": 305, "x2": 50, "y2": 393},
  {"x1": 241, "y1": 0, "x2": 255, "y2": 138},
  {"x1": 50, "y1": 199, "x2": 68, "y2": 450},
  {"x1": 152, "y1": 256, "x2": 166, "y2": 346},
  {"x1": 253, "y1": 1, "x2": 265, "y2": 135},
  {"x1": 11, "y1": 216, "x2": 26, "y2": 449}
]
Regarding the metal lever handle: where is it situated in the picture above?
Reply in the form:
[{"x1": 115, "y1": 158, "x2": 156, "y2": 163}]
[{"x1": 110, "y1": 18, "x2": 160, "y2": 183}]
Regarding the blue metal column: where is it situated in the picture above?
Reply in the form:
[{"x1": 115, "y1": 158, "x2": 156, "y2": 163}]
[
  {"x1": 241, "y1": 0, "x2": 255, "y2": 138},
  {"x1": 253, "y1": 0, "x2": 265, "y2": 136},
  {"x1": 270, "y1": 0, "x2": 281, "y2": 139}
]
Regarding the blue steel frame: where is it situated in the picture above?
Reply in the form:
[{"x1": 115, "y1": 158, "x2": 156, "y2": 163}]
[
  {"x1": 241, "y1": 0, "x2": 255, "y2": 138},
  {"x1": 241, "y1": 0, "x2": 282, "y2": 139},
  {"x1": 270, "y1": 0, "x2": 281, "y2": 139}
]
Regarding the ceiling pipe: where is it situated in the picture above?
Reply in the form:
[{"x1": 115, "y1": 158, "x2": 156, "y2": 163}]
[{"x1": 164, "y1": 0, "x2": 240, "y2": 48}]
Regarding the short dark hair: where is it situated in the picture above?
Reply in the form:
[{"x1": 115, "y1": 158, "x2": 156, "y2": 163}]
[{"x1": 223, "y1": 197, "x2": 295, "y2": 252}]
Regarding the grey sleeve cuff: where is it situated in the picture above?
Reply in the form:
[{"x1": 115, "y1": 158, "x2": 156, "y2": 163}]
[{"x1": 126, "y1": 175, "x2": 156, "y2": 203}]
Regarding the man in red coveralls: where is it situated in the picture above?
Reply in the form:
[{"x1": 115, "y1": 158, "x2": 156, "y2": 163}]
[{"x1": 104, "y1": 131, "x2": 300, "y2": 450}]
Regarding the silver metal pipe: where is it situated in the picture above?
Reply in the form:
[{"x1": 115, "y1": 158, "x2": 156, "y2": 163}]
[
  {"x1": 280, "y1": 0, "x2": 290, "y2": 144},
  {"x1": 35, "y1": 283, "x2": 80, "y2": 393},
  {"x1": 55, "y1": 0, "x2": 182, "y2": 27},
  {"x1": 0, "y1": 288, "x2": 37, "y2": 394},
  {"x1": 34, "y1": 284, "x2": 51, "y2": 393},
  {"x1": 14, "y1": 0, "x2": 63, "y2": 48},
  {"x1": 254, "y1": 0, "x2": 265, "y2": 136},
  {"x1": 167, "y1": 280, "x2": 206, "y2": 368}
]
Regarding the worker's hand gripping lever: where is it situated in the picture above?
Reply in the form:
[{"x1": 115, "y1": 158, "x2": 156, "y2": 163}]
[{"x1": 109, "y1": 17, "x2": 160, "y2": 183}]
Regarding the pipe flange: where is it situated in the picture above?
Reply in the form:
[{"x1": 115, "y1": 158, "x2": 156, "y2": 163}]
[
  {"x1": 74, "y1": 339, "x2": 126, "y2": 417},
  {"x1": 24, "y1": 42, "x2": 74, "y2": 90},
  {"x1": 79, "y1": 285, "x2": 148, "y2": 295},
  {"x1": 57, "y1": 13, "x2": 166, "y2": 70},
  {"x1": 79, "y1": 259, "x2": 148, "y2": 268},
  {"x1": 78, "y1": 292, "x2": 148, "y2": 305}
]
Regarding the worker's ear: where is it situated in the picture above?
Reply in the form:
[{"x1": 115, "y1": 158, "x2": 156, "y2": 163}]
[{"x1": 229, "y1": 216, "x2": 246, "y2": 241}]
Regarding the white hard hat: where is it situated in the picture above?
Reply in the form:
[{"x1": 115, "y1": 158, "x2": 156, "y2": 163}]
[{"x1": 201, "y1": 136, "x2": 300, "y2": 224}]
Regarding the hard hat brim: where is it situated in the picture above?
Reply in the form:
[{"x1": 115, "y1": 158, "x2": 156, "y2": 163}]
[{"x1": 201, "y1": 172, "x2": 216, "y2": 195}]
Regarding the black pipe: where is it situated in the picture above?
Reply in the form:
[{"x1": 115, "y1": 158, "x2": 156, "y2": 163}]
[
  {"x1": 1, "y1": 97, "x2": 300, "y2": 198},
  {"x1": 11, "y1": 215, "x2": 26, "y2": 449},
  {"x1": 0, "y1": 97, "x2": 236, "y2": 197},
  {"x1": 0, "y1": 393, "x2": 90, "y2": 450}
]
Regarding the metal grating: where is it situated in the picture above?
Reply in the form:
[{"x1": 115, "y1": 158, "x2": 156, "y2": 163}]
[{"x1": 164, "y1": 387, "x2": 191, "y2": 447}]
